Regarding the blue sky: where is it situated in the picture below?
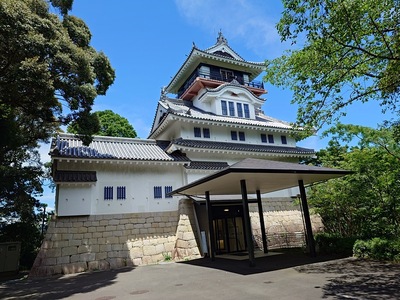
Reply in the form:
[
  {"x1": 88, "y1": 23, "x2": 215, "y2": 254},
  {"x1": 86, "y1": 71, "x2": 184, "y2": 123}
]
[{"x1": 39, "y1": 0, "x2": 390, "y2": 210}]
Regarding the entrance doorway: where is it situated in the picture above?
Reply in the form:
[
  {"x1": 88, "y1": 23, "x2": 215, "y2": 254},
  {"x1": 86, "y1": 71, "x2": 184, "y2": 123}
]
[{"x1": 212, "y1": 205, "x2": 246, "y2": 254}]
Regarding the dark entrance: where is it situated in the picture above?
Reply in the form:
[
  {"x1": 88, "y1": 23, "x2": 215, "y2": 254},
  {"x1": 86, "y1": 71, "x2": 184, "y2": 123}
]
[{"x1": 212, "y1": 205, "x2": 246, "y2": 254}]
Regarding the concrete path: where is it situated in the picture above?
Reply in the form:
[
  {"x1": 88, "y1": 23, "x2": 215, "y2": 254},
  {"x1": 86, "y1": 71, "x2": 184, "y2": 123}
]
[{"x1": 1, "y1": 251, "x2": 399, "y2": 299}]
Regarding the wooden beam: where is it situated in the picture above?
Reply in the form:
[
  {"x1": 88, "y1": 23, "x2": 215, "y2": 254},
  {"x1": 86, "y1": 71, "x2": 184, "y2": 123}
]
[
  {"x1": 298, "y1": 180, "x2": 316, "y2": 257},
  {"x1": 241, "y1": 180, "x2": 255, "y2": 267},
  {"x1": 256, "y1": 190, "x2": 268, "y2": 253},
  {"x1": 205, "y1": 191, "x2": 216, "y2": 261}
]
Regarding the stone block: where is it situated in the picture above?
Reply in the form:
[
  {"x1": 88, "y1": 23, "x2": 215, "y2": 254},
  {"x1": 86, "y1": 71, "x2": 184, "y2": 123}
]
[
  {"x1": 133, "y1": 258, "x2": 142, "y2": 266},
  {"x1": 73, "y1": 221, "x2": 84, "y2": 228},
  {"x1": 99, "y1": 244, "x2": 112, "y2": 252},
  {"x1": 57, "y1": 256, "x2": 70, "y2": 265},
  {"x1": 78, "y1": 227, "x2": 88, "y2": 234},
  {"x1": 93, "y1": 232, "x2": 103, "y2": 238},
  {"x1": 155, "y1": 244, "x2": 165, "y2": 254},
  {"x1": 96, "y1": 252, "x2": 107, "y2": 260},
  {"x1": 112, "y1": 244, "x2": 123, "y2": 251},
  {"x1": 69, "y1": 239, "x2": 82, "y2": 247},
  {"x1": 106, "y1": 225, "x2": 117, "y2": 231},
  {"x1": 108, "y1": 258, "x2": 126, "y2": 269},
  {"x1": 61, "y1": 246, "x2": 78, "y2": 256},
  {"x1": 182, "y1": 232, "x2": 195, "y2": 241},
  {"x1": 143, "y1": 245, "x2": 156, "y2": 256},
  {"x1": 62, "y1": 262, "x2": 87, "y2": 275},
  {"x1": 78, "y1": 245, "x2": 89, "y2": 254},
  {"x1": 44, "y1": 257, "x2": 56, "y2": 266},
  {"x1": 139, "y1": 228, "x2": 148, "y2": 234},
  {"x1": 70, "y1": 254, "x2": 80, "y2": 263},
  {"x1": 108, "y1": 219, "x2": 120, "y2": 225},
  {"x1": 80, "y1": 253, "x2": 96, "y2": 262},
  {"x1": 113, "y1": 230, "x2": 122, "y2": 237},
  {"x1": 132, "y1": 240, "x2": 143, "y2": 247},
  {"x1": 164, "y1": 242, "x2": 175, "y2": 252},
  {"x1": 176, "y1": 240, "x2": 189, "y2": 248},
  {"x1": 46, "y1": 248, "x2": 61, "y2": 258},
  {"x1": 88, "y1": 261, "x2": 99, "y2": 271},
  {"x1": 130, "y1": 247, "x2": 143, "y2": 258}
]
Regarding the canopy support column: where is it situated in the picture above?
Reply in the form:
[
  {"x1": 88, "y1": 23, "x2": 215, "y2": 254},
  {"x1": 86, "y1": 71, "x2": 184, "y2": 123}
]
[
  {"x1": 205, "y1": 191, "x2": 216, "y2": 261},
  {"x1": 298, "y1": 180, "x2": 316, "y2": 257},
  {"x1": 241, "y1": 180, "x2": 255, "y2": 267},
  {"x1": 256, "y1": 190, "x2": 268, "y2": 253}
]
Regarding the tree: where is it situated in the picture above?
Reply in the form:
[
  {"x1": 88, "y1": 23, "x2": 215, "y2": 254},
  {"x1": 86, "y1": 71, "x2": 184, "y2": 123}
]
[
  {"x1": 67, "y1": 110, "x2": 137, "y2": 138},
  {"x1": 264, "y1": 0, "x2": 400, "y2": 132},
  {"x1": 0, "y1": 0, "x2": 115, "y2": 268},
  {"x1": 307, "y1": 124, "x2": 400, "y2": 238}
]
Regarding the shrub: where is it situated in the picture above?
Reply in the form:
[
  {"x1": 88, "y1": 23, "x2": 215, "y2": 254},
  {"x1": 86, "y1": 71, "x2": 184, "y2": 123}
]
[
  {"x1": 315, "y1": 232, "x2": 357, "y2": 256},
  {"x1": 353, "y1": 237, "x2": 400, "y2": 261}
]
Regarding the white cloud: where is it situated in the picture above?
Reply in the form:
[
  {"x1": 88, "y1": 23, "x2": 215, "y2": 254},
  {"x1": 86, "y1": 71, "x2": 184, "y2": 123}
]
[{"x1": 175, "y1": 0, "x2": 282, "y2": 58}]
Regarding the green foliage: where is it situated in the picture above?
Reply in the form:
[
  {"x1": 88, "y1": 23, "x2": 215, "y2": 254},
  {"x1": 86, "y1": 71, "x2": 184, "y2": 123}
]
[
  {"x1": 307, "y1": 124, "x2": 400, "y2": 239},
  {"x1": 353, "y1": 238, "x2": 400, "y2": 262},
  {"x1": 315, "y1": 232, "x2": 357, "y2": 256},
  {"x1": 264, "y1": 0, "x2": 400, "y2": 131},
  {"x1": 0, "y1": 0, "x2": 115, "y2": 268},
  {"x1": 67, "y1": 110, "x2": 137, "y2": 138}
]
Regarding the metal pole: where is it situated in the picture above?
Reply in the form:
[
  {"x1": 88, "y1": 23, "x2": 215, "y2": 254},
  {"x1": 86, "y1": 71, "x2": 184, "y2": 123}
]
[
  {"x1": 256, "y1": 190, "x2": 268, "y2": 253},
  {"x1": 241, "y1": 180, "x2": 255, "y2": 267},
  {"x1": 205, "y1": 191, "x2": 216, "y2": 261},
  {"x1": 298, "y1": 180, "x2": 316, "y2": 257}
]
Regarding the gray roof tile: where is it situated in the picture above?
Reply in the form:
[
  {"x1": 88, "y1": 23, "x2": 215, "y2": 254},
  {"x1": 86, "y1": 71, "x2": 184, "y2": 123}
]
[
  {"x1": 185, "y1": 161, "x2": 229, "y2": 170},
  {"x1": 50, "y1": 134, "x2": 177, "y2": 161},
  {"x1": 172, "y1": 139, "x2": 315, "y2": 155}
]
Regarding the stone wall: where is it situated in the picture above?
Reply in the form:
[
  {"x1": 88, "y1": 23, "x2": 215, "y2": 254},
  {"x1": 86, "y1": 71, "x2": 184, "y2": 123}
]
[
  {"x1": 249, "y1": 198, "x2": 323, "y2": 249},
  {"x1": 30, "y1": 199, "x2": 201, "y2": 277},
  {"x1": 30, "y1": 197, "x2": 323, "y2": 277}
]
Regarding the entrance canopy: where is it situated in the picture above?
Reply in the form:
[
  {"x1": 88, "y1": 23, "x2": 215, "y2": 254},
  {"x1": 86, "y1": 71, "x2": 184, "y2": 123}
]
[{"x1": 171, "y1": 158, "x2": 352, "y2": 197}]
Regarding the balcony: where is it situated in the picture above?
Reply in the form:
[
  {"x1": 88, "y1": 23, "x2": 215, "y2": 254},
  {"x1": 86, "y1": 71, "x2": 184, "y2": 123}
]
[{"x1": 178, "y1": 70, "x2": 265, "y2": 100}]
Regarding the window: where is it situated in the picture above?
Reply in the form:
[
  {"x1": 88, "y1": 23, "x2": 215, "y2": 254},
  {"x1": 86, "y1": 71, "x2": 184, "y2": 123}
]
[
  {"x1": 243, "y1": 104, "x2": 250, "y2": 118},
  {"x1": 231, "y1": 131, "x2": 238, "y2": 140},
  {"x1": 281, "y1": 135, "x2": 287, "y2": 144},
  {"x1": 165, "y1": 186, "x2": 173, "y2": 198},
  {"x1": 117, "y1": 186, "x2": 126, "y2": 200},
  {"x1": 194, "y1": 127, "x2": 201, "y2": 137},
  {"x1": 104, "y1": 186, "x2": 113, "y2": 200},
  {"x1": 261, "y1": 134, "x2": 267, "y2": 143},
  {"x1": 237, "y1": 103, "x2": 243, "y2": 117},
  {"x1": 228, "y1": 101, "x2": 235, "y2": 116},
  {"x1": 221, "y1": 100, "x2": 227, "y2": 115},
  {"x1": 221, "y1": 69, "x2": 234, "y2": 81},
  {"x1": 154, "y1": 186, "x2": 162, "y2": 199},
  {"x1": 239, "y1": 131, "x2": 245, "y2": 141},
  {"x1": 203, "y1": 128, "x2": 210, "y2": 138},
  {"x1": 268, "y1": 134, "x2": 274, "y2": 143}
]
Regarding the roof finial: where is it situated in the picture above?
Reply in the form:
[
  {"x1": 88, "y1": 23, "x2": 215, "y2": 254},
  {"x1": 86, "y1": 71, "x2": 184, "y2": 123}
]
[{"x1": 216, "y1": 29, "x2": 227, "y2": 45}]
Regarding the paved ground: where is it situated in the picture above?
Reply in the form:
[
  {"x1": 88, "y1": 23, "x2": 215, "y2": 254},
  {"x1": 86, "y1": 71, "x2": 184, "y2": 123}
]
[{"x1": 1, "y1": 250, "x2": 400, "y2": 300}]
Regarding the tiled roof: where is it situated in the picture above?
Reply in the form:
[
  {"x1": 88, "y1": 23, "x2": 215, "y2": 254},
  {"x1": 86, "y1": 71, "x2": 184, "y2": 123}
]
[
  {"x1": 172, "y1": 139, "x2": 315, "y2": 155},
  {"x1": 185, "y1": 161, "x2": 229, "y2": 170},
  {"x1": 50, "y1": 133, "x2": 178, "y2": 161},
  {"x1": 54, "y1": 171, "x2": 97, "y2": 182},
  {"x1": 160, "y1": 98, "x2": 293, "y2": 130}
]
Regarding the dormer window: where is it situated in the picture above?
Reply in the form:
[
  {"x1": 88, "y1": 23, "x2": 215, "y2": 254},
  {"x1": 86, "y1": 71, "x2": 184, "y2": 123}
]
[
  {"x1": 244, "y1": 104, "x2": 250, "y2": 118},
  {"x1": 228, "y1": 101, "x2": 235, "y2": 116},
  {"x1": 221, "y1": 100, "x2": 228, "y2": 116},
  {"x1": 237, "y1": 103, "x2": 243, "y2": 117}
]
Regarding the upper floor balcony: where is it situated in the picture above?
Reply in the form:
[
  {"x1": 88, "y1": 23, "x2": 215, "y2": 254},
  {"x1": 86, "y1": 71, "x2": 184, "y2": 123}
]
[{"x1": 177, "y1": 70, "x2": 265, "y2": 100}]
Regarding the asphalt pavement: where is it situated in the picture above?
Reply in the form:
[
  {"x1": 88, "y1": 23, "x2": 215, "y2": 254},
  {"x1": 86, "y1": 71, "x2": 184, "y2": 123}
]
[{"x1": 1, "y1": 250, "x2": 399, "y2": 299}]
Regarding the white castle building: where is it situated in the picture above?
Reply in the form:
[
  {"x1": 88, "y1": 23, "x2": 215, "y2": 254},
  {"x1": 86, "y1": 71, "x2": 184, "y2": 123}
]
[{"x1": 31, "y1": 33, "x2": 326, "y2": 276}]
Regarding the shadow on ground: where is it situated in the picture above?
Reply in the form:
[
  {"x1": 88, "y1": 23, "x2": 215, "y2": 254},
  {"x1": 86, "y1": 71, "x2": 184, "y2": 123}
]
[
  {"x1": 0, "y1": 267, "x2": 134, "y2": 300},
  {"x1": 296, "y1": 258, "x2": 400, "y2": 299},
  {"x1": 179, "y1": 248, "x2": 346, "y2": 275}
]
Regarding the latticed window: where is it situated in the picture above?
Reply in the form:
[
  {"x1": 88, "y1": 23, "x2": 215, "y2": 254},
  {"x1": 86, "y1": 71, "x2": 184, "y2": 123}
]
[
  {"x1": 231, "y1": 131, "x2": 238, "y2": 140},
  {"x1": 239, "y1": 131, "x2": 245, "y2": 141},
  {"x1": 243, "y1": 104, "x2": 250, "y2": 118},
  {"x1": 237, "y1": 103, "x2": 243, "y2": 117},
  {"x1": 154, "y1": 186, "x2": 162, "y2": 199},
  {"x1": 203, "y1": 128, "x2": 210, "y2": 138},
  {"x1": 228, "y1": 101, "x2": 235, "y2": 116},
  {"x1": 261, "y1": 134, "x2": 267, "y2": 143},
  {"x1": 117, "y1": 186, "x2": 126, "y2": 200},
  {"x1": 165, "y1": 186, "x2": 173, "y2": 198},
  {"x1": 194, "y1": 127, "x2": 201, "y2": 137},
  {"x1": 104, "y1": 186, "x2": 113, "y2": 200},
  {"x1": 268, "y1": 134, "x2": 274, "y2": 143},
  {"x1": 221, "y1": 100, "x2": 227, "y2": 115},
  {"x1": 281, "y1": 135, "x2": 287, "y2": 145}
]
